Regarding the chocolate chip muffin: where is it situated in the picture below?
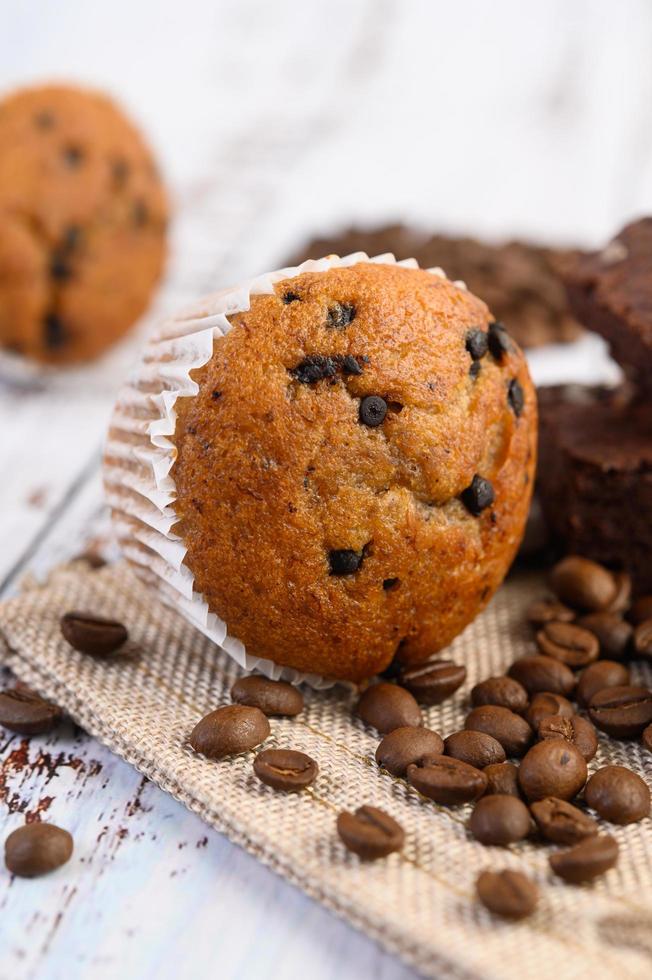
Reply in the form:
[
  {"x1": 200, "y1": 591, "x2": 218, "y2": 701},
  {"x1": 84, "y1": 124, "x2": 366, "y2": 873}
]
[
  {"x1": 0, "y1": 83, "x2": 167, "y2": 364},
  {"x1": 156, "y1": 261, "x2": 536, "y2": 682}
]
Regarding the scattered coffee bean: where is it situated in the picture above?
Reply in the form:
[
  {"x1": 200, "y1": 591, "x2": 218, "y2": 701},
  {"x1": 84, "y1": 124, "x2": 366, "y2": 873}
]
[
  {"x1": 359, "y1": 395, "x2": 387, "y2": 427},
  {"x1": 576, "y1": 660, "x2": 630, "y2": 708},
  {"x1": 375, "y1": 726, "x2": 444, "y2": 777},
  {"x1": 329, "y1": 548, "x2": 364, "y2": 575},
  {"x1": 327, "y1": 302, "x2": 356, "y2": 329},
  {"x1": 588, "y1": 685, "x2": 652, "y2": 738},
  {"x1": 525, "y1": 692, "x2": 574, "y2": 730},
  {"x1": 577, "y1": 612, "x2": 632, "y2": 660},
  {"x1": 408, "y1": 755, "x2": 487, "y2": 804},
  {"x1": 518, "y1": 739, "x2": 587, "y2": 802},
  {"x1": 629, "y1": 596, "x2": 652, "y2": 626},
  {"x1": 476, "y1": 869, "x2": 538, "y2": 920},
  {"x1": 60, "y1": 611, "x2": 128, "y2": 656},
  {"x1": 465, "y1": 328, "x2": 488, "y2": 360},
  {"x1": 355, "y1": 683, "x2": 421, "y2": 734},
  {"x1": 549, "y1": 835, "x2": 618, "y2": 884},
  {"x1": 643, "y1": 723, "x2": 652, "y2": 752},
  {"x1": 537, "y1": 714, "x2": 598, "y2": 762},
  {"x1": 470, "y1": 676, "x2": 528, "y2": 714},
  {"x1": 291, "y1": 355, "x2": 338, "y2": 384},
  {"x1": 253, "y1": 749, "x2": 318, "y2": 791},
  {"x1": 508, "y1": 655, "x2": 575, "y2": 697},
  {"x1": 585, "y1": 765, "x2": 651, "y2": 825},
  {"x1": 469, "y1": 795, "x2": 532, "y2": 846},
  {"x1": 527, "y1": 598, "x2": 575, "y2": 628},
  {"x1": 530, "y1": 797, "x2": 598, "y2": 844},
  {"x1": 336, "y1": 805, "x2": 404, "y2": 860},
  {"x1": 483, "y1": 762, "x2": 522, "y2": 798},
  {"x1": 607, "y1": 571, "x2": 632, "y2": 613},
  {"x1": 633, "y1": 619, "x2": 652, "y2": 661},
  {"x1": 444, "y1": 730, "x2": 506, "y2": 769},
  {"x1": 0, "y1": 687, "x2": 62, "y2": 735},
  {"x1": 5, "y1": 823, "x2": 73, "y2": 877},
  {"x1": 189, "y1": 705, "x2": 270, "y2": 759},
  {"x1": 549, "y1": 556, "x2": 617, "y2": 612},
  {"x1": 487, "y1": 321, "x2": 512, "y2": 360},
  {"x1": 536, "y1": 621, "x2": 599, "y2": 669},
  {"x1": 398, "y1": 659, "x2": 466, "y2": 706},
  {"x1": 465, "y1": 705, "x2": 533, "y2": 757},
  {"x1": 231, "y1": 676, "x2": 304, "y2": 717},
  {"x1": 460, "y1": 475, "x2": 495, "y2": 516},
  {"x1": 507, "y1": 379, "x2": 524, "y2": 417}
]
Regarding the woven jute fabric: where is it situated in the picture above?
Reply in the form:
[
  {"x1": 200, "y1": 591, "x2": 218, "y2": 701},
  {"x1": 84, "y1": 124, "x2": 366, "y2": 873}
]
[{"x1": 0, "y1": 561, "x2": 651, "y2": 980}]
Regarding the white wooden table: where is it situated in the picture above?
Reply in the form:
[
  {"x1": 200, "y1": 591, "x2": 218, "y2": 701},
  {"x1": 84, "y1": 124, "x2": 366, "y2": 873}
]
[{"x1": 1, "y1": 1, "x2": 650, "y2": 977}]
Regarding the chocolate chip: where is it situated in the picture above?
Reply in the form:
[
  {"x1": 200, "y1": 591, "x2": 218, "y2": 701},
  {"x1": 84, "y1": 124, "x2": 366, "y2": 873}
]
[
  {"x1": 530, "y1": 798, "x2": 598, "y2": 844},
  {"x1": 132, "y1": 199, "x2": 149, "y2": 227},
  {"x1": 469, "y1": 360, "x2": 482, "y2": 379},
  {"x1": 355, "y1": 682, "x2": 421, "y2": 733},
  {"x1": 253, "y1": 749, "x2": 318, "y2": 791},
  {"x1": 230, "y1": 676, "x2": 304, "y2": 717},
  {"x1": 327, "y1": 303, "x2": 355, "y2": 329},
  {"x1": 63, "y1": 226, "x2": 81, "y2": 251},
  {"x1": 0, "y1": 687, "x2": 63, "y2": 735},
  {"x1": 488, "y1": 321, "x2": 512, "y2": 360},
  {"x1": 476, "y1": 869, "x2": 538, "y2": 919},
  {"x1": 49, "y1": 253, "x2": 72, "y2": 281},
  {"x1": 291, "y1": 355, "x2": 338, "y2": 384},
  {"x1": 549, "y1": 835, "x2": 618, "y2": 883},
  {"x1": 211, "y1": 389, "x2": 222, "y2": 400},
  {"x1": 34, "y1": 110, "x2": 55, "y2": 130},
  {"x1": 359, "y1": 395, "x2": 387, "y2": 427},
  {"x1": 340, "y1": 355, "x2": 362, "y2": 375},
  {"x1": 112, "y1": 158, "x2": 130, "y2": 186},
  {"x1": 329, "y1": 548, "x2": 364, "y2": 576},
  {"x1": 336, "y1": 805, "x2": 404, "y2": 860},
  {"x1": 60, "y1": 611, "x2": 128, "y2": 656},
  {"x1": 189, "y1": 705, "x2": 270, "y2": 759},
  {"x1": 62, "y1": 144, "x2": 84, "y2": 167},
  {"x1": 469, "y1": 795, "x2": 532, "y2": 846},
  {"x1": 465, "y1": 329, "x2": 488, "y2": 360},
  {"x1": 282, "y1": 290, "x2": 300, "y2": 304},
  {"x1": 585, "y1": 765, "x2": 650, "y2": 825},
  {"x1": 5, "y1": 823, "x2": 73, "y2": 878},
  {"x1": 460, "y1": 475, "x2": 495, "y2": 516},
  {"x1": 375, "y1": 726, "x2": 444, "y2": 776},
  {"x1": 508, "y1": 379, "x2": 524, "y2": 416},
  {"x1": 43, "y1": 313, "x2": 66, "y2": 349},
  {"x1": 382, "y1": 577, "x2": 399, "y2": 590}
]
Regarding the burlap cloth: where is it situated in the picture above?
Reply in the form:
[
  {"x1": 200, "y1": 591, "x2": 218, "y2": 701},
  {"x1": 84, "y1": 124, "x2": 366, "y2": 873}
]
[{"x1": 0, "y1": 561, "x2": 651, "y2": 980}]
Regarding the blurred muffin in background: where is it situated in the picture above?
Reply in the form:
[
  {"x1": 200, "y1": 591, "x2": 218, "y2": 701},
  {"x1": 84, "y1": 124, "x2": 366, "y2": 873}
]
[
  {"x1": 0, "y1": 83, "x2": 168, "y2": 364},
  {"x1": 287, "y1": 226, "x2": 581, "y2": 349}
]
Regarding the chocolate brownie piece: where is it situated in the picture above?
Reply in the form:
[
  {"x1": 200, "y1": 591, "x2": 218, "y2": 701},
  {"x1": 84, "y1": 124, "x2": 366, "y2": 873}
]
[
  {"x1": 286, "y1": 226, "x2": 581, "y2": 349},
  {"x1": 560, "y1": 218, "x2": 652, "y2": 389},
  {"x1": 537, "y1": 385, "x2": 652, "y2": 593}
]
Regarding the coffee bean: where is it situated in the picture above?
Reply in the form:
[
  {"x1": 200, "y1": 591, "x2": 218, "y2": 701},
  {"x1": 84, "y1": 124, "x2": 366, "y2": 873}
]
[
  {"x1": 550, "y1": 556, "x2": 617, "y2": 612},
  {"x1": 585, "y1": 766, "x2": 651, "y2": 825},
  {"x1": 536, "y1": 621, "x2": 599, "y2": 669},
  {"x1": 397, "y1": 659, "x2": 466, "y2": 705},
  {"x1": 476, "y1": 869, "x2": 538, "y2": 920},
  {"x1": 329, "y1": 548, "x2": 364, "y2": 575},
  {"x1": 253, "y1": 749, "x2": 318, "y2": 791},
  {"x1": 5, "y1": 823, "x2": 73, "y2": 877},
  {"x1": 537, "y1": 714, "x2": 598, "y2": 762},
  {"x1": 470, "y1": 676, "x2": 528, "y2": 714},
  {"x1": 483, "y1": 762, "x2": 522, "y2": 798},
  {"x1": 359, "y1": 395, "x2": 387, "y2": 427},
  {"x1": 525, "y1": 692, "x2": 574, "y2": 730},
  {"x1": 60, "y1": 610, "x2": 128, "y2": 656},
  {"x1": 633, "y1": 619, "x2": 652, "y2": 661},
  {"x1": 465, "y1": 705, "x2": 533, "y2": 757},
  {"x1": 527, "y1": 598, "x2": 575, "y2": 629},
  {"x1": 508, "y1": 655, "x2": 575, "y2": 696},
  {"x1": 530, "y1": 797, "x2": 598, "y2": 844},
  {"x1": 469, "y1": 795, "x2": 532, "y2": 846},
  {"x1": 336, "y1": 805, "x2": 404, "y2": 860},
  {"x1": 408, "y1": 754, "x2": 487, "y2": 804},
  {"x1": 327, "y1": 302, "x2": 356, "y2": 329},
  {"x1": 465, "y1": 329, "x2": 488, "y2": 360},
  {"x1": 607, "y1": 571, "x2": 632, "y2": 613},
  {"x1": 355, "y1": 683, "x2": 421, "y2": 734},
  {"x1": 0, "y1": 687, "x2": 62, "y2": 735},
  {"x1": 189, "y1": 705, "x2": 270, "y2": 759},
  {"x1": 644, "y1": 723, "x2": 652, "y2": 753},
  {"x1": 291, "y1": 355, "x2": 338, "y2": 384},
  {"x1": 375, "y1": 726, "x2": 444, "y2": 776},
  {"x1": 487, "y1": 321, "x2": 512, "y2": 360},
  {"x1": 460, "y1": 475, "x2": 495, "y2": 516},
  {"x1": 549, "y1": 835, "x2": 618, "y2": 884},
  {"x1": 518, "y1": 739, "x2": 587, "y2": 802},
  {"x1": 588, "y1": 685, "x2": 652, "y2": 738},
  {"x1": 231, "y1": 676, "x2": 304, "y2": 717},
  {"x1": 444, "y1": 730, "x2": 506, "y2": 769},
  {"x1": 629, "y1": 596, "x2": 652, "y2": 625},
  {"x1": 507, "y1": 379, "x2": 524, "y2": 417},
  {"x1": 577, "y1": 612, "x2": 633, "y2": 660},
  {"x1": 576, "y1": 660, "x2": 630, "y2": 708}
]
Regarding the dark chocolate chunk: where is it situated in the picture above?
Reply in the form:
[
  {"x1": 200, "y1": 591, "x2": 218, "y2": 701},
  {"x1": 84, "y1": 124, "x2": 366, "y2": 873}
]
[
  {"x1": 341, "y1": 355, "x2": 362, "y2": 375},
  {"x1": 383, "y1": 577, "x2": 399, "y2": 590},
  {"x1": 282, "y1": 290, "x2": 300, "y2": 304},
  {"x1": 469, "y1": 360, "x2": 482, "y2": 379},
  {"x1": 466, "y1": 329, "x2": 488, "y2": 360},
  {"x1": 329, "y1": 548, "x2": 364, "y2": 576},
  {"x1": 43, "y1": 313, "x2": 66, "y2": 349},
  {"x1": 359, "y1": 395, "x2": 387, "y2": 427},
  {"x1": 291, "y1": 355, "x2": 339, "y2": 384},
  {"x1": 49, "y1": 254, "x2": 72, "y2": 281},
  {"x1": 327, "y1": 303, "x2": 356, "y2": 329},
  {"x1": 488, "y1": 321, "x2": 512, "y2": 360},
  {"x1": 508, "y1": 379, "x2": 524, "y2": 416},
  {"x1": 460, "y1": 475, "x2": 495, "y2": 515}
]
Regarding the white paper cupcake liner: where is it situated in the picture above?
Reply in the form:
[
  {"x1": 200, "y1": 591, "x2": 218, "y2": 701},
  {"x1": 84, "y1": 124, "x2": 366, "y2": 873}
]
[{"x1": 104, "y1": 252, "x2": 455, "y2": 688}]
